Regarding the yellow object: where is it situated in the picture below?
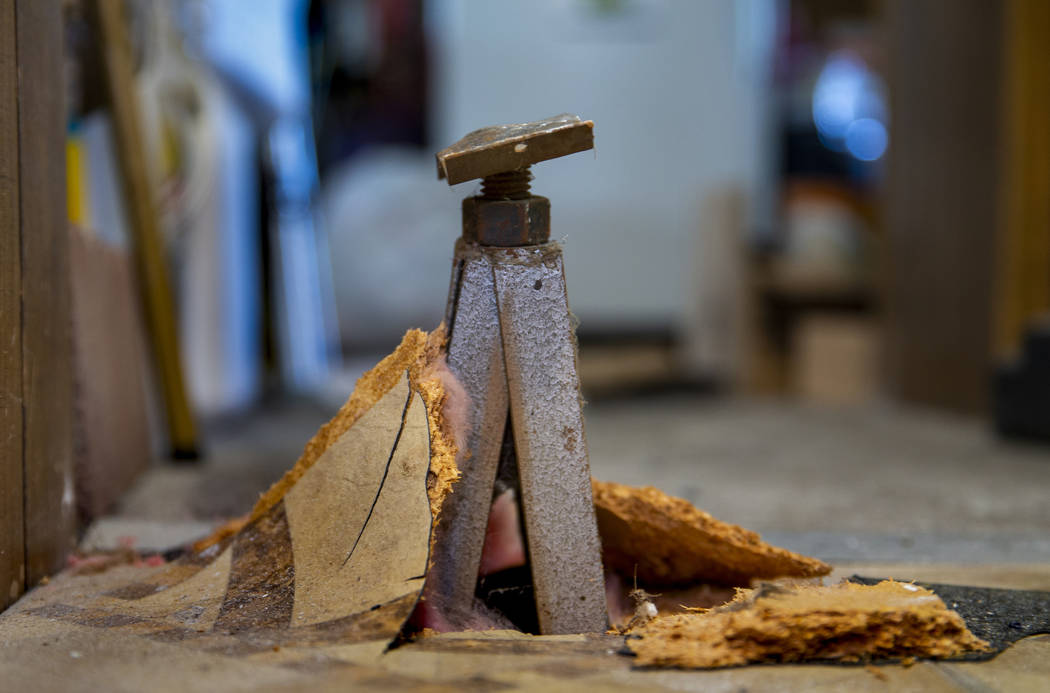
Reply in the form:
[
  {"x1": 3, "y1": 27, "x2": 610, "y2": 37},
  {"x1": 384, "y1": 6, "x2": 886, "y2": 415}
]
[
  {"x1": 65, "y1": 133, "x2": 90, "y2": 226},
  {"x1": 94, "y1": 0, "x2": 199, "y2": 456}
]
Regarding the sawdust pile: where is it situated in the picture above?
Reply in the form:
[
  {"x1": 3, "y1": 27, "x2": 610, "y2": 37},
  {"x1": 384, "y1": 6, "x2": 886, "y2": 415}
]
[
  {"x1": 627, "y1": 580, "x2": 991, "y2": 668},
  {"x1": 592, "y1": 480, "x2": 831, "y2": 587}
]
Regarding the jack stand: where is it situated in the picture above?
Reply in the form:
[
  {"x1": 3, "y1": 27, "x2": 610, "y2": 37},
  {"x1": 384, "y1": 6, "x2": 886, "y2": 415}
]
[{"x1": 430, "y1": 115, "x2": 608, "y2": 634}]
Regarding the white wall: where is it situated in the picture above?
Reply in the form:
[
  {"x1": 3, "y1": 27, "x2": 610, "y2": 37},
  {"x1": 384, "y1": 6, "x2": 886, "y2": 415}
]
[
  {"x1": 428, "y1": 0, "x2": 774, "y2": 330},
  {"x1": 324, "y1": 0, "x2": 775, "y2": 347}
]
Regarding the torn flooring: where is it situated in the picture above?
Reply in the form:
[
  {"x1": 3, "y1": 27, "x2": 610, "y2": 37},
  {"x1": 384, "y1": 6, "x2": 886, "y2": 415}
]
[{"x1": 0, "y1": 328, "x2": 1043, "y2": 687}]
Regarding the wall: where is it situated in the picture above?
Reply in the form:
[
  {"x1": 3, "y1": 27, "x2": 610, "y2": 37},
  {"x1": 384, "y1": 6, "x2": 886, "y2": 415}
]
[
  {"x1": 324, "y1": 0, "x2": 775, "y2": 348},
  {"x1": 428, "y1": 0, "x2": 775, "y2": 331}
]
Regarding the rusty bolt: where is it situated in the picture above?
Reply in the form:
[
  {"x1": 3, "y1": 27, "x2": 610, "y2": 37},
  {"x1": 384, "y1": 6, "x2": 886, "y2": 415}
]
[{"x1": 437, "y1": 114, "x2": 593, "y2": 247}]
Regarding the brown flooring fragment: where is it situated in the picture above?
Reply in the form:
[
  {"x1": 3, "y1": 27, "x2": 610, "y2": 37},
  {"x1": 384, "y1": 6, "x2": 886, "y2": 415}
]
[
  {"x1": 288, "y1": 593, "x2": 421, "y2": 646},
  {"x1": 214, "y1": 501, "x2": 296, "y2": 632},
  {"x1": 592, "y1": 479, "x2": 831, "y2": 587},
  {"x1": 248, "y1": 327, "x2": 459, "y2": 528},
  {"x1": 0, "y1": 348, "x2": 449, "y2": 662},
  {"x1": 627, "y1": 580, "x2": 991, "y2": 668},
  {"x1": 108, "y1": 535, "x2": 235, "y2": 600},
  {"x1": 2, "y1": 565, "x2": 1048, "y2": 691}
]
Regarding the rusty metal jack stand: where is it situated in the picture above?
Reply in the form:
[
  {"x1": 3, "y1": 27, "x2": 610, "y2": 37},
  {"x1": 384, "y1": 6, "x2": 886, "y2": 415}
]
[{"x1": 430, "y1": 115, "x2": 608, "y2": 634}]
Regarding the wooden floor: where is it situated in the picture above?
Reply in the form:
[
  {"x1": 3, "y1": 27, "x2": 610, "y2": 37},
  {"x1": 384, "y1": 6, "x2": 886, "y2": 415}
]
[{"x1": 1, "y1": 562, "x2": 1047, "y2": 692}]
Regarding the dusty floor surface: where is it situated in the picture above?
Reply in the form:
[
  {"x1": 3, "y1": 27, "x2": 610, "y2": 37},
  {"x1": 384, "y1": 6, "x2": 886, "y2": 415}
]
[
  {"x1": 3, "y1": 563, "x2": 1049, "y2": 693},
  {"x1": 20, "y1": 391, "x2": 1050, "y2": 692},
  {"x1": 108, "y1": 393, "x2": 1050, "y2": 564}
]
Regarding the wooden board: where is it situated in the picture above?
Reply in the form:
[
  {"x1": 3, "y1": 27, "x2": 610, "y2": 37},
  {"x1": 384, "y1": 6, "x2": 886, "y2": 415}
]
[
  {"x1": 792, "y1": 315, "x2": 880, "y2": 405},
  {"x1": 16, "y1": 0, "x2": 76, "y2": 586},
  {"x1": 0, "y1": 0, "x2": 25, "y2": 612},
  {"x1": 69, "y1": 226, "x2": 152, "y2": 521},
  {"x1": 92, "y1": 0, "x2": 198, "y2": 457},
  {"x1": 883, "y1": 0, "x2": 1002, "y2": 413},
  {"x1": 994, "y1": 0, "x2": 1050, "y2": 358}
]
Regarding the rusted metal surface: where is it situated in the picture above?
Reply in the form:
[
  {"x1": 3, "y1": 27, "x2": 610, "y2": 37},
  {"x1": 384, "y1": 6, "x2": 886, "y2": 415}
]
[
  {"x1": 462, "y1": 196, "x2": 550, "y2": 247},
  {"x1": 490, "y1": 243, "x2": 609, "y2": 635},
  {"x1": 430, "y1": 241, "x2": 511, "y2": 619},
  {"x1": 436, "y1": 114, "x2": 594, "y2": 185},
  {"x1": 434, "y1": 113, "x2": 605, "y2": 634},
  {"x1": 480, "y1": 169, "x2": 533, "y2": 200}
]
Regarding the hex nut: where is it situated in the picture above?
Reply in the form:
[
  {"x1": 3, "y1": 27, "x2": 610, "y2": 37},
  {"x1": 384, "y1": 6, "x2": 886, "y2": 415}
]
[{"x1": 462, "y1": 196, "x2": 550, "y2": 247}]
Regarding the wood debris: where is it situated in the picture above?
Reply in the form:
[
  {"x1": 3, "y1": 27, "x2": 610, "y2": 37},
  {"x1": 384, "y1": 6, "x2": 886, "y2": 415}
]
[
  {"x1": 627, "y1": 580, "x2": 991, "y2": 668},
  {"x1": 592, "y1": 480, "x2": 831, "y2": 587}
]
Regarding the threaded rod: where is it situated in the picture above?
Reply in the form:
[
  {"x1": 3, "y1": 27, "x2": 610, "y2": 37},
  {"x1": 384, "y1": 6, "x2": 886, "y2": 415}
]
[{"x1": 481, "y1": 168, "x2": 532, "y2": 199}]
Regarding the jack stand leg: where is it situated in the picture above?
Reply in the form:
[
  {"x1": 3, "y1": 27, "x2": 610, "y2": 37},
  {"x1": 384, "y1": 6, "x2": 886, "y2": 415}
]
[
  {"x1": 429, "y1": 241, "x2": 509, "y2": 618},
  {"x1": 491, "y1": 243, "x2": 608, "y2": 635}
]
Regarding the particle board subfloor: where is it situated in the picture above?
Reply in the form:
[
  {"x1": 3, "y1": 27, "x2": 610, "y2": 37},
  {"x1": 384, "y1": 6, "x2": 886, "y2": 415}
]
[
  {"x1": 2, "y1": 563, "x2": 1049, "y2": 692},
  {"x1": 7, "y1": 391, "x2": 1048, "y2": 690}
]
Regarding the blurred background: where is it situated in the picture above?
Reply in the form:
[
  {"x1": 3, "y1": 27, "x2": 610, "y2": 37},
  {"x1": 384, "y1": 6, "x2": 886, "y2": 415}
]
[{"x1": 51, "y1": 0, "x2": 1049, "y2": 563}]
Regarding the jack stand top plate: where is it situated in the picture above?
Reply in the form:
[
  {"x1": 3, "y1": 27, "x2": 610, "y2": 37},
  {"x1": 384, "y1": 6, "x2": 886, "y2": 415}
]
[{"x1": 436, "y1": 114, "x2": 594, "y2": 185}]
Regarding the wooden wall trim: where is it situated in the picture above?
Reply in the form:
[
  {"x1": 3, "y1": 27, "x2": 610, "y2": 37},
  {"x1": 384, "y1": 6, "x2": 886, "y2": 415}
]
[
  {"x1": 16, "y1": 0, "x2": 75, "y2": 587},
  {"x1": 0, "y1": 0, "x2": 25, "y2": 612},
  {"x1": 1, "y1": 0, "x2": 74, "y2": 610}
]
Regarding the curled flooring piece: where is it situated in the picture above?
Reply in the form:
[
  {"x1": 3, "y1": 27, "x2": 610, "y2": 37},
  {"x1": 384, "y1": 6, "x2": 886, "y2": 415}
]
[{"x1": 593, "y1": 480, "x2": 832, "y2": 587}]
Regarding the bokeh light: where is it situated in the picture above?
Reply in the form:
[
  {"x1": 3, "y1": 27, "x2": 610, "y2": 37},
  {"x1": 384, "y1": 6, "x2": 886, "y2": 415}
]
[{"x1": 812, "y1": 52, "x2": 888, "y2": 161}]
